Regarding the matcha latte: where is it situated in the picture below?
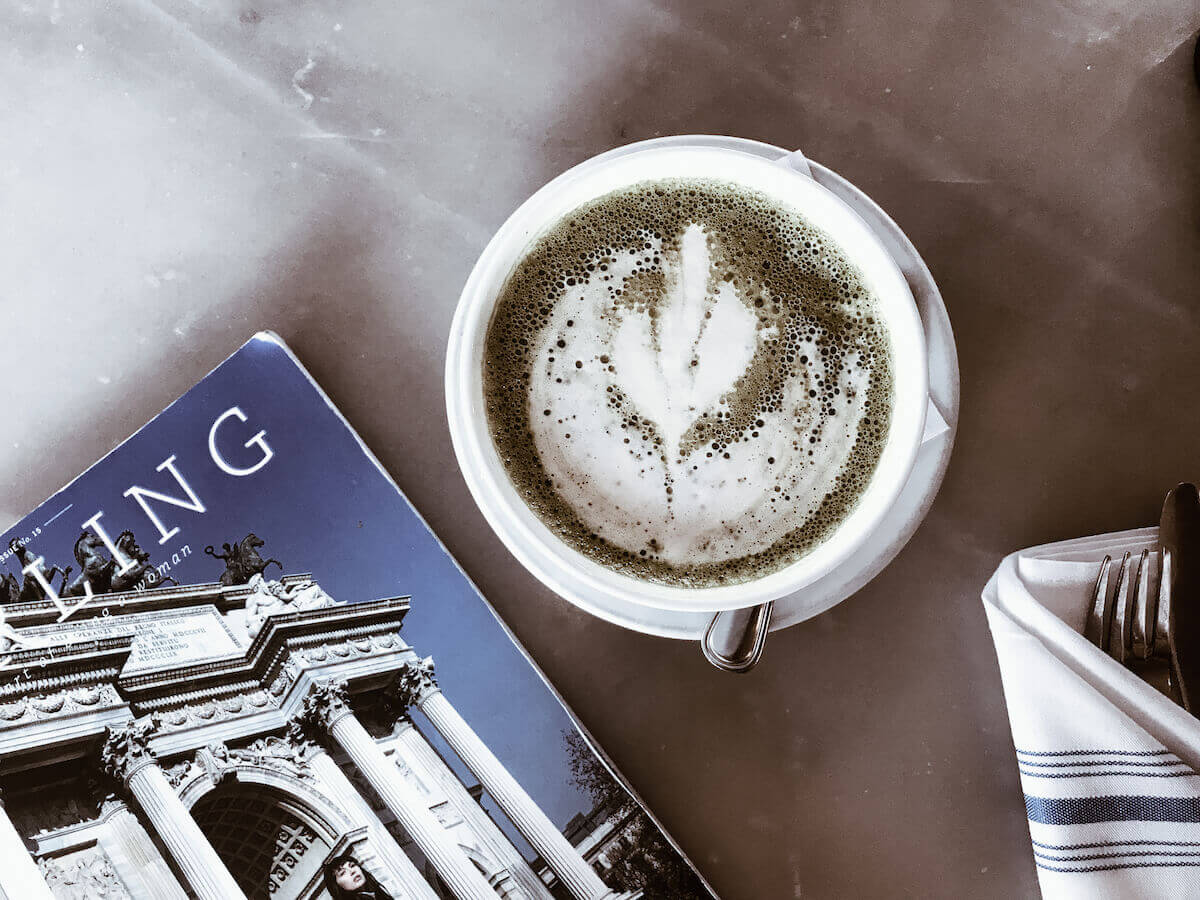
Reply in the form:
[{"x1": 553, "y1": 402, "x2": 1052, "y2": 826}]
[{"x1": 482, "y1": 177, "x2": 894, "y2": 589}]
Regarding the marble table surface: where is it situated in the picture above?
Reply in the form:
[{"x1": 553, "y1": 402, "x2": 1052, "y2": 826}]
[{"x1": 2, "y1": 1, "x2": 1197, "y2": 896}]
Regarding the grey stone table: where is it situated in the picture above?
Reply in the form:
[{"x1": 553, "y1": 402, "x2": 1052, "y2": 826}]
[{"x1": 2, "y1": 1, "x2": 1197, "y2": 896}]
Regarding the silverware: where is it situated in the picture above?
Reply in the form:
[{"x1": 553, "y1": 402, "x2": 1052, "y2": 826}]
[
  {"x1": 1086, "y1": 549, "x2": 1175, "y2": 701},
  {"x1": 1086, "y1": 550, "x2": 1164, "y2": 658},
  {"x1": 1084, "y1": 484, "x2": 1200, "y2": 709},
  {"x1": 701, "y1": 602, "x2": 773, "y2": 674},
  {"x1": 1084, "y1": 551, "x2": 1118, "y2": 652},
  {"x1": 1160, "y1": 483, "x2": 1200, "y2": 712}
]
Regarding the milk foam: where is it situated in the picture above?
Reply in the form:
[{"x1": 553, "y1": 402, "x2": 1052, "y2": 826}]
[{"x1": 483, "y1": 178, "x2": 892, "y2": 587}]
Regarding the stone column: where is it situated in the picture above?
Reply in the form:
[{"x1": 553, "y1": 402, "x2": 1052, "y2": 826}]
[
  {"x1": 301, "y1": 681, "x2": 497, "y2": 900},
  {"x1": 102, "y1": 801, "x2": 188, "y2": 899},
  {"x1": 298, "y1": 729, "x2": 440, "y2": 900},
  {"x1": 101, "y1": 719, "x2": 247, "y2": 900},
  {"x1": 0, "y1": 791, "x2": 54, "y2": 900},
  {"x1": 391, "y1": 713, "x2": 553, "y2": 900},
  {"x1": 396, "y1": 659, "x2": 616, "y2": 900}
]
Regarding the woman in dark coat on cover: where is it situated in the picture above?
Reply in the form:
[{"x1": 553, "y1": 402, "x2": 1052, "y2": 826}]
[{"x1": 322, "y1": 854, "x2": 395, "y2": 900}]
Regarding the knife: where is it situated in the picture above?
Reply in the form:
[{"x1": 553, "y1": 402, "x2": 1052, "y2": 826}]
[{"x1": 1160, "y1": 483, "x2": 1200, "y2": 712}]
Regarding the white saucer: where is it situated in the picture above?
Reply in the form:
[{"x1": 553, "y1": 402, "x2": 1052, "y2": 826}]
[{"x1": 562, "y1": 136, "x2": 960, "y2": 639}]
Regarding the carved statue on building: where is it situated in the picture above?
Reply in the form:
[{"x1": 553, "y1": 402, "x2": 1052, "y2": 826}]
[
  {"x1": 59, "y1": 529, "x2": 177, "y2": 598},
  {"x1": 0, "y1": 571, "x2": 19, "y2": 605},
  {"x1": 231, "y1": 734, "x2": 313, "y2": 777},
  {"x1": 9, "y1": 537, "x2": 72, "y2": 602},
  {"x1": 63, "y1": 532, "x2": 111, "y2": 596},
  {"x1": 189, "y1": 735, "x2": 314, "y2": 785},
  {"x1": 244, "y1": 574, "x2": 338, "y2": 638},
  {"x1": 197, "y1": 742, "x2": 233, "y2": 784},
  {"x1": 109, "y1": 530, "x2": 178, "y2": 592},
  {"x1": 205, "y1": 533, "x2": 282, "y2": 586},
  {"x1": 39, "y1": 846, "x2": 132, "y2": 900}
]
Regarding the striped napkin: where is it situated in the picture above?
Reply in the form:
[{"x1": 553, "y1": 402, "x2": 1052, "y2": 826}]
[{"x1": 984, "y1": 528, "x2": 1200, "y2": 899}]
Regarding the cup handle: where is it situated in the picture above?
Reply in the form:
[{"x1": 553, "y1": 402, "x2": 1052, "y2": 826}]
[{"x1": 702, "y1": 601, "x2": 775, "y2": 674}]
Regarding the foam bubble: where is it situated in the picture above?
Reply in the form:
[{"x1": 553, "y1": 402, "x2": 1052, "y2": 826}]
[{"x1": 483, "y1": 178, "x2": 893, "y2": 588}]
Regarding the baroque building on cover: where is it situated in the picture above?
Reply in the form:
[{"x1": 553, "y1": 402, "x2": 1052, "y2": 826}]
[{"x1": 0, "y1": 574, "x2": 628, "y2": 900}]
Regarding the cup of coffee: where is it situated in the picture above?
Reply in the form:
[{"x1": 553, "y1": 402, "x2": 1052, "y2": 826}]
[{"x1": 446, "y1": 140, "x2": 927, "y2": 616}]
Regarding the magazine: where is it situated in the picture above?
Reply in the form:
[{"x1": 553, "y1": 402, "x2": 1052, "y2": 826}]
[{"x1": 0, "y1": 332, "x2": 715, "y2": 900}]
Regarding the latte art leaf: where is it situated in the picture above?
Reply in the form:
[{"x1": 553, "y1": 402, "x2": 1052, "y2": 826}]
[
  {"x1": 483, "y1": 178, "x2": 894, "y2": 588},
  {"x1": 611, "y1": 224, "x2": 772, "y2": 460}
]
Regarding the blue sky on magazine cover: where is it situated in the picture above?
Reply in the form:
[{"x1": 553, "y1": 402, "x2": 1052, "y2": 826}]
[{"x1": 0, "y1": 332, "x2": 591, "y2": 854}]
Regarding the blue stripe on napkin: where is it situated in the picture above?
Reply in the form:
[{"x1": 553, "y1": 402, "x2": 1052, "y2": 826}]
[{"x1": 1026, "y1": 795, "x2": 1200, "y2": 825}]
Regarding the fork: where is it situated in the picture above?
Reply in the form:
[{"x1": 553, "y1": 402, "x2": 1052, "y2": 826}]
[{"x1": 1085, "y1": 551, "x2": 1176, "y2": 700}]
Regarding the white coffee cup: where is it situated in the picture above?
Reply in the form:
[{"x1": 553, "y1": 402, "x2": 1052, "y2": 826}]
[{"x1": 446, "y1": 141, "x2": 927, "y2": 615}]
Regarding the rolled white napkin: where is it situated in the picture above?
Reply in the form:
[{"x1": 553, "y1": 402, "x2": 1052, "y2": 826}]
[{"x1": 985, "y1": 528, "x2": 1200, "y2": 899}]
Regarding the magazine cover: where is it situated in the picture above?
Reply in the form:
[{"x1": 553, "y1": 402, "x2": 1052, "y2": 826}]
[{"x1": 0, "y1": 332, "x2": 714, "y2": 900}]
